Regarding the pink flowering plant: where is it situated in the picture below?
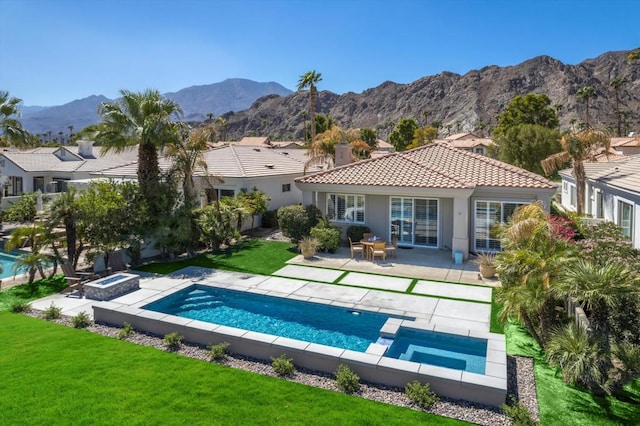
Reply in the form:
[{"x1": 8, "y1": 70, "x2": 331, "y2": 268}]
[{"x1": 549, "y1": 215, "x2": 576, "y2": 241}]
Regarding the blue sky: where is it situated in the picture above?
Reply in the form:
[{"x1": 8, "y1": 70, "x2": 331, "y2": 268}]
[{"x1": 1, "y1": 0, "x2": 638, "y2": 106}]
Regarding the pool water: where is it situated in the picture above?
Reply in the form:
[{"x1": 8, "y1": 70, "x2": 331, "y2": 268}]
[
  {"x1": 0, "y1": 251, "x2": 27, "y2": 279},
  {"x1": 385, "y1": 328, "x2": 487, "y2": 374},
  {"x1": 144, "y1": 285, "x2": 396, "y2": 352}
]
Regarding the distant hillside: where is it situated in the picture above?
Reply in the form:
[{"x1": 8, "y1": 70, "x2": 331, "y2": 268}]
[
  {"x1": 219, "y1": 49, "x2": 639, "y2": 140},
  {"x1": 20, "y1": 79, "x2": 293, "y2": 135}
]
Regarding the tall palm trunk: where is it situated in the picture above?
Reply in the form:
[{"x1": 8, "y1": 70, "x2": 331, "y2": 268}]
[
  {"x1": 138, "y1": 143, "x2": 161, "y2": 202},
  {"x1": 310, "y1": 86, "x2": 317, "y2": 141}
]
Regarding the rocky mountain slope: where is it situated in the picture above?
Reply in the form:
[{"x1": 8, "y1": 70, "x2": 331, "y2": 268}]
[
  {"x1": 20, "y1": 78, "x2": 292, "y2": 135},
  {"x1": 221, "y1": 50, "x2": 639, "y2": 140}
]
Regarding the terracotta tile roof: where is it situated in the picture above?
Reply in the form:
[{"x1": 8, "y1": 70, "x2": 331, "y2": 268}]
[
  {"x1": 611, "y1": 137, "x2": 640, "y2": 148},
  {"x1": 297, "y1": 142, "x2": 556, "y2": 189}
]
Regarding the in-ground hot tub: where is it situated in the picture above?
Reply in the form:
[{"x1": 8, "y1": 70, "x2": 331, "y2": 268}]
[{"x1": 84, "y1": 273, "x2": 139, "y2": 301}]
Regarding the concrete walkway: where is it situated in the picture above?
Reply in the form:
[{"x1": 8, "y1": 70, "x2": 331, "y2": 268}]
[{"x1": 30, "y1": 262, "x2": 493, "y2": 333}]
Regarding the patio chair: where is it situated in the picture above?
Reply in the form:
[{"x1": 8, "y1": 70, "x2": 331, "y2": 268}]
[
  {"x1": 370, "y1": 241, "x2": 387, "y2": 262},
  {"x1": 61, "y1": 263, "x2": 90, "y2": 297},
  {"x1": 362, "y1": 232, "x2": 374, "y2": 241},
  {"x1": 107, "y1": 251, "x2": 127, "y2": 273},
  {"x1": 349, "y1": 237, "x2": 365, "y2": 259},
  {"x1": 385, "y1": 235, "x2": 398, "y2": 259}
]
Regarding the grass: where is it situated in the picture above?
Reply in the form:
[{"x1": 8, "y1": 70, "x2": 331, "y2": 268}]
[
  {"x1": 0, "y1": 275, "x2": 67, "y2": 312},
  {"x1": 505, "y1": 320, "x2": 640, "y2": 425},
  {"x1": 0, "y1": 312, "x2": 465, "y2": 425},
  {"x1": 489, "y1": 289, "x2": 504, "y2": 334},
  {"x1": 135, "y1": 239, "x2": 297, "y2": 276}
]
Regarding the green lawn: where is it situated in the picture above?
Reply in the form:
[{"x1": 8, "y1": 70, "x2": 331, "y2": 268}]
[
  {"x1": 505, "y1": 321, "x2": 640, "y2": 425},
  {"x1": 0, "y1": 312, "x2": 464, "y2": 425},
  {"x1": 0, "y1": 275, "x2": 67, "y2": 312},
  {"x1": 135, "y1": 239, "x2": 297, "y2": 276}
]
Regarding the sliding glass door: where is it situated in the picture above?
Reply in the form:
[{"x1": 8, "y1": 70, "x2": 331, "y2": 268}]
[{"x1": 390, "y1": 197, "x2": 438, "y2": 247}]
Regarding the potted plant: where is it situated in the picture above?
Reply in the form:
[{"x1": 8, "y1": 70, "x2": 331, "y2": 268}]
[
  {"x1": 474, "y1": 252, "x2": 497, "y2": 278},
  {"x1": 298, "y1": 236, "x2": 320, "y2": 259}
]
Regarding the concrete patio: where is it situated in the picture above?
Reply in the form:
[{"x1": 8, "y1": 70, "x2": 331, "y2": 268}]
[{"x1": 287, "y1": 246, "x2": 499, "y2": 287}]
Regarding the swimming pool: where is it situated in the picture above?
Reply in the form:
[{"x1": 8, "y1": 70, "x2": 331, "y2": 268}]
[
  {"x1": 143, "y1": 285, "x2": 399, "y2": 352},
  {"x1": 385, "y1": 328, "x2": 487, "y2": 374},
  {"x1": 93, "y1": 274, "x2": 508, "y2": 407},
  {"x1": 0, "y1": 251, "x2": 27, "y2": 279}
]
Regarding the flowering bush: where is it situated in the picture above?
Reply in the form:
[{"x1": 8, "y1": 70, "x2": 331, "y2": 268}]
[
  {"x1": 549, "y1": 215, "x2": 576, "y2": 241},
  {"x1": 578, "y1": 221, "x2": 640, "y2": 272}
]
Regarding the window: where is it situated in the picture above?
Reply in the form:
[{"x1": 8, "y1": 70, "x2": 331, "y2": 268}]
[
  {"x1": 33, "y1": 177, "x2": 45, "y2": 193},
  {"x1": 282, "y1": 183, "x2": 291, "y2": 192},
  {"x1": 390, "y1": 197, "x2": 438, "y2": 246},
  {"x1": 569, "y1": 185, "x2": 577, "y2": 208},
  {"x1": 562, "y1": 182, "x2": 568, "y2": 193},
  {"x1": 327, "y1": 194, "x2": 364, "y2": 223},
  {"x1": 596, "y1": 190, "x2": 604, "y2": 219},
  {"x1": 475, "y1": 201, "x2": 526, "y2": 251},
  {"x1": 617, "y1": 200, "x2": 633, "y2": 240}
]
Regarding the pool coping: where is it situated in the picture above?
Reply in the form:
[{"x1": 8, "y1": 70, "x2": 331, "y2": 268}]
[{"x1": 92, "y1": 274, "x2": 507, "y2": 407}]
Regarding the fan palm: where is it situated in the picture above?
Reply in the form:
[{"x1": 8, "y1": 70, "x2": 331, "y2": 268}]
[
  {"x1": 95, "y1": 89, "x2": 182, "y2": 206},
  {"x1": 546, "y1": 322, "x2": 608, "y2": 393},
  {"x1": 304, "y1": 125, "x2": 370, "y2": 173},
  {"x1": 576, "y1": 86, "x2": 597, "y2": 128},
  {"x1": 297, "y1": 71, "x2": 322, "y2": 141},
  {"x1": 166, "y1": 123, "x2": 215, "y2": 209},
  {"x1": 541, "y1": 129, "x2": 610, "y2": 215},
  {"x1": 609, "y1": 77, "x2": 627, "y2": 136},
  {"x1": 44, "y1": 187, "x2": 84, "y2": 267},
  {"x1": 0, "y1": 90, "x2": 28, "y2": 146}
]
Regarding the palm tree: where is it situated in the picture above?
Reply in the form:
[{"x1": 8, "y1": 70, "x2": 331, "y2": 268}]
[
  {"x1": 215, "y1": 116, "x2": 228, "y2": 142},
  {"x1": 5, "y1": 224, "x2": 51, "y2": 285},
  {"x1": 576, "y1": 86, "x2": 597, "y2": 128},
  {"x1": 95, "y1": 89, "x2": 182, "y2": 206},
  {"x1": 300, "y1": 110, "x2": 308, "y2": 142},
  {"x1": 303, "y1": 126, "x2": 370, "y2": 173},
  {"x1": 609, "y1": 77, "x2": 627, "y2": 137},
  {"x1": 541, "y1": 129, "x2": 610, "y2": 215},
  {"x1": 45, "y1": 187, "x2": 83, "y2": 267},
  {"x1": 67, "y1": 125, "x2": 74, "y2": 143},
  {"x1": 0, "y1": 90, "x2": 28, "y2": 146},
  {"x1": 166, "y1": 123, "x2": 214, "y2": 209},
  {"x1": 297, "y1": 70, "x2": 322, "y2": 141}
]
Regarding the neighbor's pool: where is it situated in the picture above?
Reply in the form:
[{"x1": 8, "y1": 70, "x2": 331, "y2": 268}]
[
  {"x1": 143, "y1": 285, "x2": 398, "y2": 352},
  {"x1": 0, "y1": 251, "x2": 27, "y2": 279}
]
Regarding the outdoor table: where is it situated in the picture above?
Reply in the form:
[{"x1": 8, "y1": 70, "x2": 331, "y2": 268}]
[{"x1": 360, "y1": 238, "x2": 385, "y2": 260}]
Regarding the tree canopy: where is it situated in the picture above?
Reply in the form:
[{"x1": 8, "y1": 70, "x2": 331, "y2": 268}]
[
  {"x1": 493, "y1": 124, "x2": 561, "y2": 175},
  {"x1": 389, "y1": 118, "x2": 419, "y2": 152},
  {"x1": 494, "y1": 93, "x2": 559, "y2": 137}
]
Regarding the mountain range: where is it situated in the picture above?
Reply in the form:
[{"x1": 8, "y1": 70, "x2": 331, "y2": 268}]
[
  {"x1": 20, "y1": 79, "x2": 293, "y2": 136},
  {"x1": 19, "y1": 50, "x2": 639, "y2": 140}
]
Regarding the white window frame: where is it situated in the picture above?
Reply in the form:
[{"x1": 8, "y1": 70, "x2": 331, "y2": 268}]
[
  {"x1": 327, "y1": 194, "x2": 365, "y2": 223},
  {"x1": 595, "y1": 189, "x2": 604, "y2": 219},
  {"x1": 282, "y1": 183, "x2": 291, "y2": 192},
  {"x1": 615, "y1": 198, "x2": 634, "y2": 241},
  {"x1": 474, "y1": 200, "x2": 527, "y2": 251}
]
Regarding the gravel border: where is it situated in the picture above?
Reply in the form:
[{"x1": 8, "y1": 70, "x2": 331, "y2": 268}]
[{"x1": 25, "y1": 309, "x2": 540, "y2": 425}]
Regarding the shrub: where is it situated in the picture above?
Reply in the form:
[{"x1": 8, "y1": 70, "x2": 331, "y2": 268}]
[
  {"x1": 501, "y1": 397, "x2": 539, "y2": 426},
  {"x1": 346, "y1": 225, "x2": 371, "y2": 243},
  {"x1": 298, "y1": 236, "x2": 320, "y2": 258},
  {"x1": 207, "y1": 342, "x2": 230, "y2": 361},
  {"x1": 335, "y1": 364, "x2": 360, "y2": 393},
  {"x1": 261, "y1": 209, "x2": 278, "y2": 228},
  {"x1": 72, "y1": 311, "x2": 91, "y2": 328},
  {"x1": 271, "y1": 354, "x2": 296, "y2": 376},
  {"x1": 2, "y1": 193, "x2": 38, "y2": 223},
  {"x1": 117, "y1": 322, "x2": 135, "y2": 340},
  {"x1": 277, "y1": 204, "x2": 322, "y2": 243},
  {"x1": 405, "y1": 380, "x2": 438, "y2": 408},
  {"x1": 43, "y1": 303, "x2": 62, "y2": 320},
  {"x1": 163, "y1": 332, "x2": 183, "y2": 351},
  {"x1": 310, "y1": 220, "x2": 342, "y2": 253},
  {"x1": 10, "y1": 301, "x2": 30, "y2": 313}
]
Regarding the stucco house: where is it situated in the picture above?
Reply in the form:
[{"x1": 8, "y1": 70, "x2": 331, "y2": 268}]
[
  {"x1": 559, "y1": 154, "x2": 640, "y2": 248},
  {"x1": 0, "y1": 141, "x2": 138, "y2": 207},
  {"x1": 437, "y1": 132, "x2": 494, "y2": 156},
  {"x1": 295, "y1": 142, "x2": 557, "y2": 260},
  {"x1": 94, "y1": 144, "x2": 317, "y2": 213}
]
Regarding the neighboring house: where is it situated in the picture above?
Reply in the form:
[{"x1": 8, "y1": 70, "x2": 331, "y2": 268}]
[
  {"x1": 437, "y1": 132, "x2": 494, "y2": 155},
  {"x1": 208, "y1": 136, "x2": 304, "y2": 150},
  {"x1": 610, "y1": 136, "x2": 640, "y2": 156},
  {"x1": 559, "y1": 154, "x2": 640, "y2": 249},
  {"x1": 94, "y1": 144, "x2": 318, "y2": 213},
  {"x1": 295, "y1": 142, "x2": 556, "y2": 260},
  {"x1": 0, "y1": 141, "x2": 138, "y2": 206}
]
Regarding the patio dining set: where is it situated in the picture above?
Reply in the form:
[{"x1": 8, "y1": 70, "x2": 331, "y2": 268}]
[{"x1": 349, "y1": 233, "x2": 397, "y2": 262}]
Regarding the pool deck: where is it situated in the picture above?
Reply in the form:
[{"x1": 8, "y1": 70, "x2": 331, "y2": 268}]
[{"x1": 29, "y1": 260, "x2": 507, "y2": 407}]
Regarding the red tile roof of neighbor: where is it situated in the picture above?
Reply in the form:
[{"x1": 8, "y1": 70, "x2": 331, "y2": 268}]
[{"x1": 296, "y1": 142, "x2": 556, "y2": 189}]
